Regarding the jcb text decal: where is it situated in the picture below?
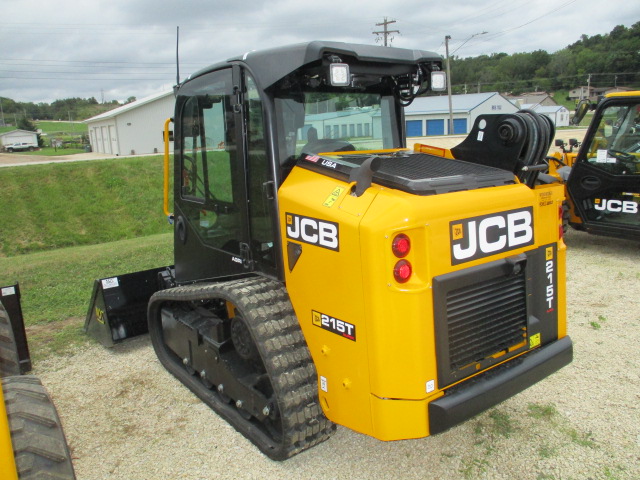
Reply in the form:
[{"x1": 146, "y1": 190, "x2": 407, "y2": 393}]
[
  {"x1": 450, "y1": 207, "x2": 534, "y2": 265},
  {"x1": 594, "y1": 198, "x2": 638, "y2": 214},
  {"x1": 312, "y1": 311, "x2": 356, "y2": 341},
  {"x1": 286, "y1": 213, "x2": 339, "y2": 251}
]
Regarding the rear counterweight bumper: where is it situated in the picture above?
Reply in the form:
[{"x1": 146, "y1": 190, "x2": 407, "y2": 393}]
[{"x1": 428, "y1": 336, "x2": 573, "y2": 435}]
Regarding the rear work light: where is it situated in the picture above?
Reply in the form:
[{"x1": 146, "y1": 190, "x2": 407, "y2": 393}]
[
  {"x1": 393, "y1": 260, "x2": 412, "y2": 283},
  {"x1": 392, "y1": 233, "x2": 411, "y2": 258}
]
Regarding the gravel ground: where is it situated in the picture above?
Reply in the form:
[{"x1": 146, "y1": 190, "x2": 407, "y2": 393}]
[{"x1": 32, "y1": 228, "x2": 639, "y2": 480}]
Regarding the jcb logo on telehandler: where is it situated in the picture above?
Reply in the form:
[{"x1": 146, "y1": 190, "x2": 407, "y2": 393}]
[
  {"x1": 286, "y1": 213, "x2": 339, "y2": 251},
  {"x1": 450, "y1": 207, "x2": 534, "y2": 265},
  {"x1": 594, "y1": 198, "x2": 638, "y2": 214}
]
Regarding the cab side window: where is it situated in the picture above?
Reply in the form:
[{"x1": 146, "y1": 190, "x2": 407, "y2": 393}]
[{"x1": 585, "y1": 104, "x2": 640, "y2": 176}]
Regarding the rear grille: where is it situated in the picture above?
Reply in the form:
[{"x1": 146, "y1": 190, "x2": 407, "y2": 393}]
[
  {"x1": 446, "y1": 274, "x2": 527, "y2": 371},
  {"x1": 433, "y1": 256, "x2": 530, "y2": 388}
]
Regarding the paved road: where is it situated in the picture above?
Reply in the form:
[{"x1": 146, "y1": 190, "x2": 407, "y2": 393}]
[{"x1": 0, "y1": 151, "x2": 118, "y2": 167}]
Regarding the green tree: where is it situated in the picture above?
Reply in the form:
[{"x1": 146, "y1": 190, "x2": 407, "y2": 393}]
[{"x1": 18, "y1": 117, "x2": 36, "y2": 132}]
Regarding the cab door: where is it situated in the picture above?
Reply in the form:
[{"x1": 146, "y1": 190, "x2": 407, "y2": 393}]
[
  {"x1": 173, "y1": 67, "x2": 250, "y2": 283},
  {"x1": 173, "y1": 66, "x2": 279, "y2": 283},
  {"x1": 566, "y1": 96, "x2": 640, "y2": 239}
]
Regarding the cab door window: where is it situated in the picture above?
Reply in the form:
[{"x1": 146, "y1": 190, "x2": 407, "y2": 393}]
[{"x1": 179, "y1": 69, "x2": 243, "y2": 254}]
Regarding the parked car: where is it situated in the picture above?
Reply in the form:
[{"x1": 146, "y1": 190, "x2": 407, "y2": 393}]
[{"x1": 3, "y1": 142, "x2": 37, "y2": 152}]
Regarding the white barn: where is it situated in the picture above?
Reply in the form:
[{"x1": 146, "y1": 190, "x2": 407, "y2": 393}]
[
  {"x1": 520, "y1": 104, "x2": 570, "y2": 127},
  {"x1": 403, "y1": 92, "x2": 519, "y2": 137},
  {"x1": 301, "y1": 108, "x2": 382, "y2": 148},
  {"x1": 0, "y1": 129, "x2": 38, "y2": 147},
  {"x1": 85, "y1": 91, "x2": 174, "y2": 156}
]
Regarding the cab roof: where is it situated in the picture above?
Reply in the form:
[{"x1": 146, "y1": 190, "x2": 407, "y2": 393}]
[{"x1": 187, "y1": 40, "x2": 442, "y2": 90}]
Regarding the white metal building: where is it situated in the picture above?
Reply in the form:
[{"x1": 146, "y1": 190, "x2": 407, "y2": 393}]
[
  {"x1": 0, "y1": 129, "x2": 38, "y2": 147},
  {"x1": 85, "y1": 91, "x2": 174, "y2": 156},
  {"x1": 302, "y1": 108, "x2": 382, "y2": 145},
  {"x1": 520, "y1": 104, "x2": 570, "y2": 127},
  {"x1": 403, "y1": 92, "x2": 519, "y2": 137}
]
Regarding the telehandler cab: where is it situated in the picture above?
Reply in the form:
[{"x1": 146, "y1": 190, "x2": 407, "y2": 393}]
[
  {"x1": 548, "y1": 92, "x2": 640, "y2": 240},
  {"x1": 85, "y1": 41, "x2": 572, "y2": 460}
]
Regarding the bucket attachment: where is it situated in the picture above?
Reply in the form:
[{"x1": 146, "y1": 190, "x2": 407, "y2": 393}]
[
  {"x1": 0, "y1": 283, "x2": 32, "y2": 373},
  {"x1": 84, "y1": 266, "x2": 172, "y2": 347}
]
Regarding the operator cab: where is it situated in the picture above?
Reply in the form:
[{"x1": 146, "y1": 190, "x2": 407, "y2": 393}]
[
  {"x1": 566, "y1": 94, "x2": 640, "y2": 238},
  {"x1": 172, "y1": 41, "x2": 446, "y2": 285}
]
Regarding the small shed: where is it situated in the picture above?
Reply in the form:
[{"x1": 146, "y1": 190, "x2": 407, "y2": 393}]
[
  {"x1": 403, "y1": 92, "x2": 519, "y2": 137},
  {"x1": 520, "y1": 104, "x2": 570, "y2": 127},
  {"x1": 0, "y1": 129, "x2": 38, "y2": 147},
  {"x1": 506, "y1": 92, "x2": 558, "y2": 108},
  {"x1": 85, "y1": 91, "x2": 175, "y2": 156}
]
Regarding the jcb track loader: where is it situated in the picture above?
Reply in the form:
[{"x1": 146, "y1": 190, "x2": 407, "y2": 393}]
[
  {"x1": 548, "y1": 92, "x2": 640, "y2": 240},
  {"x1": 85, "y1": 41, "x2": 572, "y2": 460},
  {"x1": 1, "y1": 285, "x2": 76, "y2": 479}
]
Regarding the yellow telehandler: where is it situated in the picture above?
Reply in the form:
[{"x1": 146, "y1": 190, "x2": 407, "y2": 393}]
[
  {"x1": 1, "y1": 284, "x2": 76, "y2": 479},
  {"x1": 548, "y1": 92, "x2": 640, "y2": 239}
]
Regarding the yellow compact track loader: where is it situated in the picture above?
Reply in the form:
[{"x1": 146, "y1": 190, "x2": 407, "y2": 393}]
[
  {"x1": 85, "y1": 41, "x2": 572, "y2": 460},
  {"x1": 1, "y1": 284, "x2": 76, "y2": 479},
  {"x1": 548, "y1": 92, "x2": 640, "y2": 239}
]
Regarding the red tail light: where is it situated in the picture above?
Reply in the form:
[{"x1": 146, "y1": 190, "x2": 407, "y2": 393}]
[
  {"x1": 393, "y1": 260, "x2": 412, "y2": 283},
  {"x1": 392, "y1": 234, "x2": 411, "y2": 258}
]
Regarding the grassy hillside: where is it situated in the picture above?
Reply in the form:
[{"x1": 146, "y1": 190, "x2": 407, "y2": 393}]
[
  {"x1": 0, "y1": 155, "x2": 173, "y2": 256},
  {"x1": 37, "y1": 121, "x2": 88, "y2": 136}
]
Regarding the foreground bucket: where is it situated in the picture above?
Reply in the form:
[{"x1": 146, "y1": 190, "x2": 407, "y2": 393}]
[
  {"x1": 84, "y1": 266, "x2": 171, "y2": 347},
  {"x1": 0, "y1": 283, "x2": 31, "y2": 373}
]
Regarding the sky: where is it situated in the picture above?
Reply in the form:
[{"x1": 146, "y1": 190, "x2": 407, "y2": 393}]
[{"x1": 0, "y1": 0, "x2": 637, "y2": 105}]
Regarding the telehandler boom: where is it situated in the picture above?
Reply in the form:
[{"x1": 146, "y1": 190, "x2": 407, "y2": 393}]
[{"x1": 86, "y1": 41, "x2": 572, "y2": 460}]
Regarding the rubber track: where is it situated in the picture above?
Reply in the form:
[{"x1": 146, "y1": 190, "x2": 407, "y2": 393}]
[
  {"x1": 2, "y1": 376, "x2": 76, "y2": 479},
  {"x1": 0, "y1": 302, "x2": 21, "y2": 377},
  {"x1": 148, "y1": 276, "x2": 335, "y2": 460}
]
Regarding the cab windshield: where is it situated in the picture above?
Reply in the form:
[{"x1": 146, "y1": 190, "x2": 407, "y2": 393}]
[
  {"x1": 273, "y1": 89, "x2": 401, "y2": 166},
  {"x1": 585, "y1": 101, "x2": 640, "y2": 175}
]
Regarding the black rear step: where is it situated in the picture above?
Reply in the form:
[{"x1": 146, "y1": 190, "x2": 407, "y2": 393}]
[{"x1": 147, "y1": 276, "x2": 334, "y2": 460}]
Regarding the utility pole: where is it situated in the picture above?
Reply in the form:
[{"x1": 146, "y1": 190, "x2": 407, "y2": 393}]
[
  {"x1": 445, "y1": 35, "x2": 454, "y2": 135},
  {"x1": 373, "y1": 17, "x2": 400, "y2": 46}
]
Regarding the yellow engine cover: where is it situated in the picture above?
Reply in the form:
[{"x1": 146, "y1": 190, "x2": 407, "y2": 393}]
[{"x1": 278, "y1": 164, "x2": 567, "y2": 440}]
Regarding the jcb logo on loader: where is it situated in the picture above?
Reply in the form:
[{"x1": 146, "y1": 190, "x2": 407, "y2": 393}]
[
  {"x1": 286, "y1": 213, "x2": 339, "y2": 251},
  {"x1": 450, "y1": 207, "x2": 534, "y2": 265}
]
